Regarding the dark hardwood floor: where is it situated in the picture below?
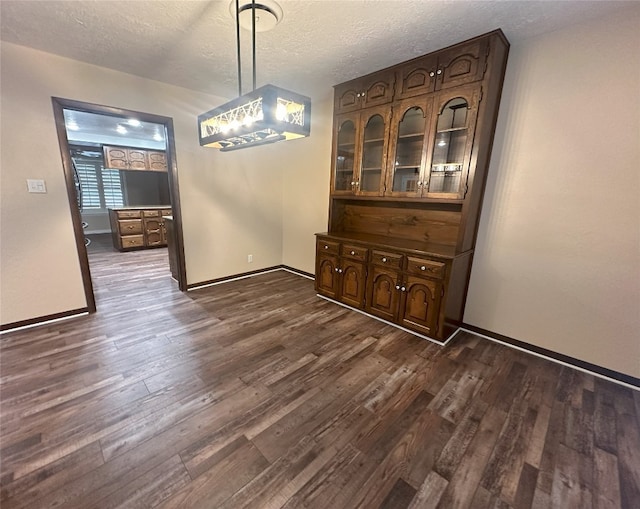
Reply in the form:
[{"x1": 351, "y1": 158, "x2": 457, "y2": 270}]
[{"x1": 1, "y1": 244, "x2": 638, "y2": 508}]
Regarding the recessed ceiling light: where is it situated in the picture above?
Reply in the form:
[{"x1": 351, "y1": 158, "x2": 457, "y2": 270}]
[
  {"x1": 127, "y1": 118, "x2": 141, "y2": 127},
  {"x1": 116, "y1": 125, "x2": 128, "y2": 134}
]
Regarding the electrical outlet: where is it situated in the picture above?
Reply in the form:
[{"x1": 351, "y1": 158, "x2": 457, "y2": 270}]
[{"x1": 248, "y1": 254, "x2": 253, "y2": 263}]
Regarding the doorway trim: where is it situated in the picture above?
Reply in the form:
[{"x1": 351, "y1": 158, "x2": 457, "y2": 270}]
[{"x1": 51, "y1": 97, "x2": 188, "y2": 313}]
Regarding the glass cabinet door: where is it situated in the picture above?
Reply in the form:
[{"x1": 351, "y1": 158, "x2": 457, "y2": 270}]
[
  {"x1": 359, "y1": 113, "x2": 386, "y2": 195},
  {"x1": 426, "y1": 87, "x2": 479, "y2": 198},
  {"x1": 333, "y1": 118, "x2": 357, "y2": 192},
  {"x1": 387, "y1": 99, "x2": 430, "y2": 196}
]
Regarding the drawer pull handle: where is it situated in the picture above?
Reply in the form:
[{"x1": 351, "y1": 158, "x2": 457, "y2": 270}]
[
  {"x1": 324, "y1": 245, "x2": 329, "y2": 249},
  {"x1": 420, "y1": 265, "x2": 426, "y2": 271},
  {"x1": 401, "y1": 286, "x2": 406, "y2": 292},
  {"x1": 382, "y1": 257, "x2": 387, "y2": 263},
  {"x1": 395, "y1": 285, "x2": 400, "y2": 290},
  {"x1": 350, "y1": 250, "x2": 355, "y2": 255},
  {"x1": 335, "y1": 267, "x2": 339, "y2": 272}
]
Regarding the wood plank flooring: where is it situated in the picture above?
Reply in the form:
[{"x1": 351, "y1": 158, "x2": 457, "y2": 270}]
[{"x1": 1, "y1": 245, "x2": 639, "y2": 508}]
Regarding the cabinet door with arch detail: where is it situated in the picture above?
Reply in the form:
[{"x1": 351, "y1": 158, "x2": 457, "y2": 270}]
[
  {"x1": 357, "y1": 107, "x2": 391, "y2": 196},
  {"x1": 386, "y1": 97, "x2": 433, "y2": 197},
  {"x1": 339, "y1": 261, "x2": 366, "y2": 308},
  {"x1": 366, "y1": 266, "x2": 401, "y2": 322},
  {"x1": 361, "y1": 72, "x2": 395, "y2": 109},
  {"x1": 396, "y1": 54, "x2": 438, "y2": 100},
  {"x1": 424, "y1": 85, "x2": 481, "y2": 199},
  {"x1": 331, "y1": 114, "x2": 360, "y2": 195},
  {"x1": 316, "y1": 254, "x2": 340, "y2": 300},
  {"x1": 435, "y1": 38, "x2": 488, "y2": 91},
  {"x1": 399, "y1": 276, "x2": 442, "y2": 336},
  {"x1": 334, "y1": 72, "x2": 395, "y2": 114}
]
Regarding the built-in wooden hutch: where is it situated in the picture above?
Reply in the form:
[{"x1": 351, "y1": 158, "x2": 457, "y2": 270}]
[{"x1": 315, "y1": 30, "x2": 509, "y2": 343}]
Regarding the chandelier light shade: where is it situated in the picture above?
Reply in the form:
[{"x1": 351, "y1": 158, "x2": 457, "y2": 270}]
[
  {"x1": 198, "y1": 0, "x2": 311, "y2": 152},
  {"x1": 198, "y1": 84, "x2": 311, "y2": 151}
]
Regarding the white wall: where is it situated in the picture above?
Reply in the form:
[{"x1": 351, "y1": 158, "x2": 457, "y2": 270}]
[
  {"x1": 465, "y1": 7, "x2": 640, "y2": 377},
  {"x1": 0, "y1": 41, "x2": 304, "y2": 324},
  {"x1": 281, "y1": 93, "x2": 333, "y2": 273}
]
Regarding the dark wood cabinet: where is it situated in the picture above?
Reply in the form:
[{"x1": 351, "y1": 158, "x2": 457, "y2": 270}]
[
  {"x1": 334, "y1": 71, "x2": 395, "y2": 114},
  {"x1": 317, "y1": 30, "x2": 509, "y2": 343},
  {"x1": 315, "y1": 239, "x2": 367, "y2": 308},
  {"x1": 331, "y1": 106, "x2": 392, "y2": 196},
  {"x1": 399, "y1": 275, "x2": 442, "y2": 336},
  {"x1": 395, "y1": 37, "x2": 488, "y2": 100},
  {"x1": 366, "y1": 265, "x2": 401, "y2": 322},
  {"x1": 109, "y1": 207, "x2": 172, "y2": 251},
  {"x1": 103, "y1": 145, "x2": 168, "y2": 172}
]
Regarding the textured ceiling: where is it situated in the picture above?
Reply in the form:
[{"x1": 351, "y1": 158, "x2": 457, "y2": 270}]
[{"x1": 1, "y1": 1, "x2": 636, "y2": 99}]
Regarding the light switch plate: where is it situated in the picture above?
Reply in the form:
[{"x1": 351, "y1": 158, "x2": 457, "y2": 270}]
[{"x1": 27, "y1": 179, "x2": 47, "y2": 193}]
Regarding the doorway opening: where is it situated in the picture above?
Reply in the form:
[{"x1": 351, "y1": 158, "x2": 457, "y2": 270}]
[{"x1": 52, "y1": 98, "x2": 187, "y2": 313}]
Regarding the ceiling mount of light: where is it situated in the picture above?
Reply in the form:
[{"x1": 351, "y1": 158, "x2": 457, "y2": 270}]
[
  {"x1": 199, "y1": 0, "x2": 310, "y2": 151},
  {"x1": 229, "y1": 0, "x2": 282, "y2": 32}
]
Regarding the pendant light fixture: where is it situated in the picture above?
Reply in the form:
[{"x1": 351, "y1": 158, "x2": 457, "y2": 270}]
[{"x1": 198, "y1": 0, "x2": 311, "y2": 152}]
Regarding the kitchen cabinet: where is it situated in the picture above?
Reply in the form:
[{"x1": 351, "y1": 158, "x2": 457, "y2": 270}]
[
  {"x1": 109, "y1": 207, "x2": 172, "y2": 251},
  {"x1": 317, "y1": 30, "x2": 509, "y2": 342},
  {"x1": 103, "y1": 145, "x2": 168, "y2": 172}
]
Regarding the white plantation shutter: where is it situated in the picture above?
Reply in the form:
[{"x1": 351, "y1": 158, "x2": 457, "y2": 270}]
[
  {"x1": 72, "y1": 154, "x2": 125, "y2": 209},
  {"x1": 101, "y1": 169, "x2": 124, "y2": 208}
]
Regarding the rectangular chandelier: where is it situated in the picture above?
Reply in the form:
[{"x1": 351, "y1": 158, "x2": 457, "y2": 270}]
[{"x1": 198, "y1": 84, "x2": 311, "y2": 152}]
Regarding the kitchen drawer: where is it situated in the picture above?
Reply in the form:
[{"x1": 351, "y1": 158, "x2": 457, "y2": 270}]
[
  {"x1": 116, "y1": 210, "x2": 141, "y2": 219},
  {"x1": 120, "y1": 235, "x2": 144, "y2": 248},
  {"x1": 370, "y1": 250, "x2": 403, "y2": 269},
  {"x1": 143, "y1": 210, "x2": 161, "y2": 217},
  {"x1": 341, "y1": 244, "x2": 368, "y2": 261},
  {"x1": 118, "y1": 219, "x2": 143, "y2": 235},
  {"x1": 160, "y1": 209, "x2": 172, "y2": 217},
  {"x1": 406, "y1": 257, "x2": 445, "y2": 279},
  {"x1": 317, "y1": 239, "x2": 340, "y2": 255}
]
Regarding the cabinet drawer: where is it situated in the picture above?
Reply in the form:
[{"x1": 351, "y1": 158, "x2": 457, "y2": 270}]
[
  {"x1": 317, "y1": 239, "x2": 340, "y2": 255},
  {"x1": 121, "y1": 235, "x2": 144, "y2": 248},
  {"x1": 116, "y1": 210, "x2": 141, "y2": 219},
  {"x1": 143, "y1": 210, "x2": 161, "y2": 217},
  {"x1": 160, "y1": 209, "x2": 172, "y2": 217},
  {"x1": 406, "y1": 257, "x2": 445, "y2": 279},
  {"x1": 118, "y1": 219, "x2": 143, "y2": 235},
  {"x1": 341, "y1": 244, "x2": 368, "y2": 261},
  {"x1": 370, "y1": 250, "x2": 403, "y2": 269}
]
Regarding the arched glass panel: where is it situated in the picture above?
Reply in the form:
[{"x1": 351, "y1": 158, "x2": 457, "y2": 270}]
[
  {"x1": 335, "y1": 120, "x2": 356, "y2": 191},
  {"x1": 360, "y1": 114, "x2": 385, "y2": 192},
  {"x1": 428, "y1": 98, "x2": 468, "y2": 194},
  {"x1": 392, "y1": 107, "x2": 425, "y2": 193}
]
